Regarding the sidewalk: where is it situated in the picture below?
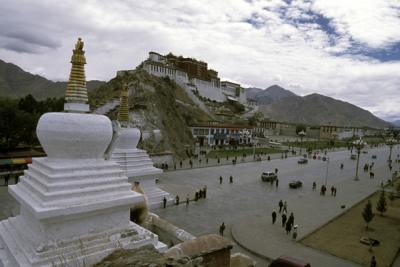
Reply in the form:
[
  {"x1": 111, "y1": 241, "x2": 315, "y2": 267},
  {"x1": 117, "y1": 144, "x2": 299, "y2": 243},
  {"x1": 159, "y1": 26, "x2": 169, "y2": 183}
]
[{"x1": 231, "y1": 163, "x2": 393, "y2": 267}]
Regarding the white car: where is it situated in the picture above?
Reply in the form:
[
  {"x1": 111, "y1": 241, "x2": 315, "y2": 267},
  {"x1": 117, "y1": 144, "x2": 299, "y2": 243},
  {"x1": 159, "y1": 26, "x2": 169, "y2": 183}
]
[{"x1": 261, "y1": 172, "x2": 277, "y2": 182}]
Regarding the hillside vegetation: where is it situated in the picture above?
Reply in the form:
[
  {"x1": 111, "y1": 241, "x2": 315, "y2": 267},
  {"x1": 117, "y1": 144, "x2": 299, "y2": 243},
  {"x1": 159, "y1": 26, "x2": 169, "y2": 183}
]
[{"x1": 89, "y1": 69, "x2": 211, "y2": 158}]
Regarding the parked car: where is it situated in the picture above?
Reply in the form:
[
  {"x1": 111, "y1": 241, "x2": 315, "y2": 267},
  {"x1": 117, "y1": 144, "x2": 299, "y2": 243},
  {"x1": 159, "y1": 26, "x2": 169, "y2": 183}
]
[
  {"x1": 269, "y1": 256, "x2": 311, "y2": 267},
  {"x1": 350, "y1": 154, "x2": 357, "y2": 160},
  {"x1": 362, "y1": 150, "x2": 368, "y2": 154},
  {"x1": 372, "y1": 155, "x2": 377, "y2": 159},
  {"x1": 289, "y1": 180, "x2": 302, "y2": 189},
  {"x1": 298, "y1": 158, "x2": 308, "y2": 164},
  {"x1": 261, "y1": 172, "x2": 277, "y2": 182}
]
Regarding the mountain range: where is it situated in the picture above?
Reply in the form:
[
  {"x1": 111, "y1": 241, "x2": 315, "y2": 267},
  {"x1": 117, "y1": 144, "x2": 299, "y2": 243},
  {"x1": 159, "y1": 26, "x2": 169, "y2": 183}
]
[
  {"x1": 246, "y1": 85, "x2": 297, "y2": 105},
  {"x1": 249, "y1": 87, "x2": 391, "y2": 128},
  {"x1": 0, "y1": 59, "x2": 104, "y2": 99},
  {"x1": 0, "y1": 58, "x2": 391, "y2": 129}
]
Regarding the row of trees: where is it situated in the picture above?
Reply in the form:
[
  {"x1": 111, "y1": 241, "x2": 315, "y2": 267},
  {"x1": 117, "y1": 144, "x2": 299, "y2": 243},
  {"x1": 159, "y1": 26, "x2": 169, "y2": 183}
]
[
  {"x1": 362, "y1": 185, "x2": 400, "y2": 229},
  {"x1": 0, "y1": 95, "x2": 64, "y2": 152}
]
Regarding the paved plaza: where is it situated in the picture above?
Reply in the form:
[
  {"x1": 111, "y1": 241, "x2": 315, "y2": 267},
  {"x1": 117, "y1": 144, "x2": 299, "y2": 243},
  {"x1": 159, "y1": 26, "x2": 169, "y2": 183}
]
[
  {"x1": 1, "y1": 146, "x2": 399, "y2": 266},
  {"x1": 153, "y1": 146, "x2": 399, "y2": 266}
]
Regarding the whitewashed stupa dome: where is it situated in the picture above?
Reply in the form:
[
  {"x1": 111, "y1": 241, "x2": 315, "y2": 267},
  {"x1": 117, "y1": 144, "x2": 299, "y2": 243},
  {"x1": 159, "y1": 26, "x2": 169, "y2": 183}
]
[
  {"x1": 113, "y1": 126, "x2": 141, "y2": 150},
  {"x1": 37, "y1": 112, "x2": 113, "y2": 159}
]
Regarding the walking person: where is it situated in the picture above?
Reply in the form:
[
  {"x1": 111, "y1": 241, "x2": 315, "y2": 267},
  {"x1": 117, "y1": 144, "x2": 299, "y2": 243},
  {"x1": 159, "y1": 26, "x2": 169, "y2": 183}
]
[
  {"x1": 186, "y1": 194, "x2": 190, "y2": 207},
  {"x1": 333, "y1": 187, "x2": 337, "y2": 196},
  {"x1": 283, "y1": 201, "x2": 287, "y2": 213},
  {"x1": 330, "y1": 186, "x2": 334, "y2": 196},
  {"x1": 370, "y1": 256, "x2": 377, "y2": 267},
  {"x1": 281, "y1": 212, "x2": 287, "y2": 227},
  {"x1": 278, "y1": 200, "x2": 283, "y2": 213},
  {"x1": 175, "y1": 195, "x2": 180, "y2": 205},
  {"x1": 203, "y1": 185, "x2": 207, "y2": 198},
  {"x1": 275, "y1": 168, "x2": 278, "y2": 174},
  {"x1": 275, "y1": 178, "x2": 279, "y2": 188},
  {"x1": 312, "y1": 181, "x2": 316, "y2": 191},
  {"x1": 272, "y1": 210, "x2": 277, "y2": 224},
  {"x1": 219, "y1": 176, "x2": 223, "y2": 184},
  {"x1": 288, "y1": 212, "x2": 294, "y2": 227},
  {"x1": 229, "y1": 175, "x2": 233, "y2": 183},
  {"x1": 285, "y1": 221, "x2": 292, "y2": 234},
  {"x1": 4, "y1": 174, "x2": 9, "y2": 186},
  {"x1": 219, "y1": 222, "x2": 226, "y2": 236},
  {"x1": 292, "y1": 225, "x2": 298, "y2": 240},
  {"x1": 163, "y1": 196, "x2": 167, "y2": 208}
]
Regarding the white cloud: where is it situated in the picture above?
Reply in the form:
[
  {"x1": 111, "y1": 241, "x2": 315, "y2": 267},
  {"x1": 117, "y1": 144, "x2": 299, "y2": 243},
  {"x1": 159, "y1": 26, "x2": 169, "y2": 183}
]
[{"x1": 0, "y1": 0, "x2": 399, "y2": 121}]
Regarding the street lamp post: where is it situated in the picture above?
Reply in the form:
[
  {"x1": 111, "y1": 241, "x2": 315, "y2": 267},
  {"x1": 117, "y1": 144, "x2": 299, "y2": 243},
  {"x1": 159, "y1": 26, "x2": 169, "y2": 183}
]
[
  {"x1": 353, "y1": 137, "x2": 366, "y2": 181},
  {"x1": 298, "y1": 130, "x2": 306, "y2": 155},
  {"x1": 386, "y1": 135, "x2": 396, "y2": 163},
  {"x1": 324, "y1": 157, "x2": 330, "y2": 186}
]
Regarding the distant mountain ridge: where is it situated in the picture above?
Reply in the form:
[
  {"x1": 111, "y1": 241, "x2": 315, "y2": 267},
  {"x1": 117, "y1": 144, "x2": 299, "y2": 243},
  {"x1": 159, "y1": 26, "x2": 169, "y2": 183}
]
[
  {"x1": 0, "y1": 59, "x2": 104, "y2": 99},
  {"x1": 258, "y1": 93, "x2": 390, "y2": 128},
  {"x1": 246, "y1": 85, "x2": 297, "y2": 105}
]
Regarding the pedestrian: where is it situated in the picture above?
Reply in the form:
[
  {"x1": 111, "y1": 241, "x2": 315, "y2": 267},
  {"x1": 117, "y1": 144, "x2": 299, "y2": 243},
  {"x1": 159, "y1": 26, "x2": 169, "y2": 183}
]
[
  {"x1": 288, "y1": 212, "x2": 294, "y2": 227},
  {"x1": 292, "y1": 225, "x2": 298, "y2": 240},
  {"x1": 217, "y1": 158, "x2": 220, "y2": 164},
  {"x1": 219, "y1": 176, "x2": 223, "y2": 184},
  {"x1": 389, "y1": 164, "x2": 392, "y2": 171},
  {"x1": 180, "y1": 161, "x2": 182, "y2": 168},
  {"x1": 333, "y1": 187, "x2": 337, "y2": 196},
  {"x1": 4, "y1": 174, "x2": 9, "y2": 186},
  {"x1": 175, "y1": 195, "x2": 180, "y2": 205},
  {"x1": 165, "y1": 163, "x2": 169, "y2": 170},
  {"x1": 203, "y1": 185, "x2": 207, "y2": 198},
  {"x1": 219, "y1": 222, "x2": 226, "y2": 236},
  {"x1": 163, "y1": 196, "x2": 167, "y2": 208},
  {"x1": 281, "y1": 212, "x2": 287, "y2": 227},
  {"x1": 199, "y1": 188, "x2": 203, "y2": 198},
  {"x1": 370, "y1": 256, "x2": 377, "y2": 267},
  {"x1": 285, "y1": 221, "x2": 292, "y2": 234},
  {"x1": 206, "y1": 157, "x2": 208, "y2": 164},
  {"x1": 189, "y1": 160, "x2": 193, "y2": 168},
  {"x1": 195, "y1": 191, "x2": 199, "y2": 201},
  {"x1": 330, "y1": 186, "x2": 334, "y2": 196},
  {"x1": 275, "y1": 178, "x2": 279, "y2": 188},
  {"x1": 229, "y1": 175, "x2": 233, "y2": 183},
  {"x1": 186, "y1": 195, "x2": 190, "y2": 207},
  {"x1": 174, "y1": 163, "x2": 176, "y2": 170},
  {"x1": 268, "y1": 156, "x2": 271, "y2": 161},
  {"x1": 275, "y1": 168, "x2": 278, "y2": 174},
  {"x1": 283, "y1": 201, "x2": 287, "y2": 213},
  {"x1": 272, "y1": 210, "x2": 277, "y2": 224},
  {"x1": 340, "y1": 163, "x2": 343, "y2": 169},
  {"x1": 278, "y1": 200, "x2": 283, "y2": 213}
]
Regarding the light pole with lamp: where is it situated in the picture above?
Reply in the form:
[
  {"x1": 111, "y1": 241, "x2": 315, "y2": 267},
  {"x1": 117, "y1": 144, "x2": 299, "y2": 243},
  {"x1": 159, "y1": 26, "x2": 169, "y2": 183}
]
[
  {"x1": 324, "y1": 157, "x2": 330, "y2": 186},
  {"x1": 386, "y1": 134, "x2": 396, "y2": 164},
  {"x1": 353, "y1": 137, "x2": 366, "y2": 181},
  {"x1": 298, "y1": 130, "x2": 306, "y2": 155}
]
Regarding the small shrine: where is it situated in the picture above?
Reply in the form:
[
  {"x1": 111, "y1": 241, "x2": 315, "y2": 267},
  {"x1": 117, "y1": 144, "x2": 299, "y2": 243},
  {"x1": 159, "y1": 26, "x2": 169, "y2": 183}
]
[{"x1": 0, "y1": 38, "x2": 165, "y2": 267}]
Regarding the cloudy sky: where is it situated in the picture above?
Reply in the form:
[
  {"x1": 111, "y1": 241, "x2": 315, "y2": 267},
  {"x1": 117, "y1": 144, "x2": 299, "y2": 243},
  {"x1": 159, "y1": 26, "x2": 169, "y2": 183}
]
[{"x1": 1, "y1": 0, "x2": 399, "y2": 121}]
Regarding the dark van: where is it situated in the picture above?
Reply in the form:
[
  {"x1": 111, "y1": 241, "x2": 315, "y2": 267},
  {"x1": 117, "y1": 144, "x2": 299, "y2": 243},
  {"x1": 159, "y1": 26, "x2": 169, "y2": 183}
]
[{"x1": 269, "y1": 256, "x2": 311, "y2": 267}]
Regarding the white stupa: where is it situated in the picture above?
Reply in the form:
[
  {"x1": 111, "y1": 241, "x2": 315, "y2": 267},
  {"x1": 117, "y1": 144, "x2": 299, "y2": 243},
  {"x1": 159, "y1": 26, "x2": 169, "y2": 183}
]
[
  {"x1": 109, "y1": 83, "x2": 171, "y2": 208},
  {"x1": 0, "y1": 38, "x2": 165, "y2": 267}
]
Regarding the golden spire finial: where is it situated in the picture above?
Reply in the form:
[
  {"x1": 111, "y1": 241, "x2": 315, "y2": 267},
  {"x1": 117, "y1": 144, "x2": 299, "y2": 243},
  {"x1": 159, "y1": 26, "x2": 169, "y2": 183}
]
[
  {"x1": 117, "y1": 82, "x2": 130, "y2": 126},
  {"x1": 64, "y1": 37, "x2": 89, "y2": 113}
]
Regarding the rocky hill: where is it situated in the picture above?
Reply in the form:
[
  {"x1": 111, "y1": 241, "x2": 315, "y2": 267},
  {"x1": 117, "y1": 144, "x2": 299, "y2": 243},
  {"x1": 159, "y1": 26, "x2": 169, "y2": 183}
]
[
  {"x1": 246, "y1": 85, "x2": 297, "y2": 105},
  {"x1": 0, "y1": 59, "x2": 104, "y2": 99},
  {"x1": 88, "y1": 69, "x2": 211, "y2": 158},
  {"x1": 259, "y1": 93, "x2": 390, "y2": 128}
]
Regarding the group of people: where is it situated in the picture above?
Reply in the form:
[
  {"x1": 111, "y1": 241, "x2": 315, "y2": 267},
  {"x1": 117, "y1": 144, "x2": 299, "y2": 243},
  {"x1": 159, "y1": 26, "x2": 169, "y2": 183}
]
[
  {"x1": 169, "y1": 185, "x2": 208, "y2": 208},
  {"x1": 273, "y1": 200, "x2": 298, "y2": 240},
  {"x1": 219, "y1": 175, "x2": 234, "y2": 184},
  {"x1": 1, "y1": 173, "x2": 19, "y2": 186}
]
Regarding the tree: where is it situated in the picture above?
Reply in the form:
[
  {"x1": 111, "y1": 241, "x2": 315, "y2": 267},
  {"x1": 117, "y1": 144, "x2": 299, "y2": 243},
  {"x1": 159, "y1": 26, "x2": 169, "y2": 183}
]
[
  {"x1": 295, "y1": 124, "x2": 307, "y2": 134},
  {"x1": 362, "y1": 200, "x2": 374, "y2": 230},
  {"x1": 376, "y1": 190, "x2": 387, "y2": 215},
  {"x1": 248, "y1": 112, "x2": 263, "y2": 126}
]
